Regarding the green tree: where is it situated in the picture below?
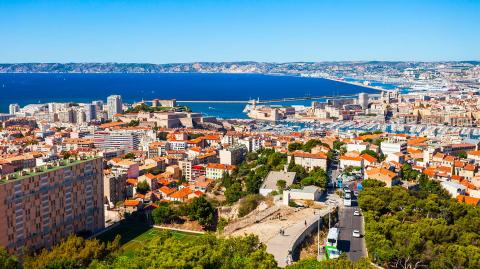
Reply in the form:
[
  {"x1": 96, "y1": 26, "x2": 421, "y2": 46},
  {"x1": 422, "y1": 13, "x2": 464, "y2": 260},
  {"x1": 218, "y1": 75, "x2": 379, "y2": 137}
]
[
  {"x1": 276, "y1": 180, "x2": 287, "y2": 191},
  {"x1": 245, "y1": 172, "x2": 262, "y2": 194},
  {"x1": 333, "y1": 140, "x2": 345, "y2": 150},
  {"x1": 152, "y1": 205, "x2": 177, "y2": 224},
  {"x1": 157, "y1": 131, "x2": 168, "y2": 140},
  {"x1": 225, "y1": 182, "x2": 244, "y2": 204},
  {"x1": 136, "y1": 181, "x2": 150, "y2": 195},
  {"x1": 362, "y1": 178, "x2": 386, "y2": 188},
  {"x1": 0, "y1": 248, "x2": 18, "y2": 269},
  {"x1": 288, "y1": 142, "x2": 303, "y2": 152},
  {"x1": 93, "y1": 232, "x2": 277, "y2": 268},
  {"x1": 238, "y1": 194, "x2": 264, "y2": 217},
  {"x1": 127, "y1": 119, "x2": 140, "y2": 127},
  {"x1": 287, "y1": 257, "x2": 375, "y2": 269},
  {"x1": 185, "y1": 196, "x2": 215, "y2": 228},
  {"x1": 124, "y1": 152, "x2": 136, "y2": 159},
  {"x1": 24, "y1": 236, "x2": 115, "y2": 269},
  {"x1": 360, "y1": 149, "x2": 378, "y2": 159},
  {"x1": 302, "y1": 139, "x2": 329, "y2": 152}
]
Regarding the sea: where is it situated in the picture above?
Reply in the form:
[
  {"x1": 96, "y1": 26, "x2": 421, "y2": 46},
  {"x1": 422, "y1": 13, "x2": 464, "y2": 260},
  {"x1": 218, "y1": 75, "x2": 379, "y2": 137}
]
[{"x1": 0, "y1": 73, "x2": 383, "y2": 119}]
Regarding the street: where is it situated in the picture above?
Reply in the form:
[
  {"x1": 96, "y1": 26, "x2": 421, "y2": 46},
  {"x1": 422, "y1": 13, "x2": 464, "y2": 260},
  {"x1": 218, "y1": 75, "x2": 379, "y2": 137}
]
[
  {"x1": 337, "y1": 204, "x2": 366, "y2": 261},
  {"x1": 327, "y1": 149, "x2": 366, "y2": 262}
]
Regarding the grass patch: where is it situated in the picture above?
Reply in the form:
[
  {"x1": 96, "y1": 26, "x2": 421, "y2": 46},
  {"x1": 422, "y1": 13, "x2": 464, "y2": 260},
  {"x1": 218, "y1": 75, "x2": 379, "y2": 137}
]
[{"x1": 97, "y1": 219, "x2": 201, "y2": 257}]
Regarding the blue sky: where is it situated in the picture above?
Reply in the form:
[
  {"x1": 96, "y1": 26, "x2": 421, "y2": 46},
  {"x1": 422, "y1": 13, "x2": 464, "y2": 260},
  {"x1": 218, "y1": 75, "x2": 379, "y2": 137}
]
[{"x1": 0, "y1": 0, "x2": 479, "y2": 63}]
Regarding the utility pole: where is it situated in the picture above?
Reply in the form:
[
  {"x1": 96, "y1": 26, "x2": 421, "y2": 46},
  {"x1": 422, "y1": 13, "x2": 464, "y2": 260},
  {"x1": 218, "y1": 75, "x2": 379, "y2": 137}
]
[
  {"x1": 317, "y1": 212, "x2": 320, "y2": 257},
  {"x1": 328, "y1": 212, "x2": 331, "y2": 229}
]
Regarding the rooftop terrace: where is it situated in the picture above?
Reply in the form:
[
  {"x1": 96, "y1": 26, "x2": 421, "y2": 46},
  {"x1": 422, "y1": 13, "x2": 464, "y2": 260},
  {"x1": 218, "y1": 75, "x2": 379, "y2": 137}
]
[{"x1": 0, "y1": 156, "x2": 100, "y2": 185}]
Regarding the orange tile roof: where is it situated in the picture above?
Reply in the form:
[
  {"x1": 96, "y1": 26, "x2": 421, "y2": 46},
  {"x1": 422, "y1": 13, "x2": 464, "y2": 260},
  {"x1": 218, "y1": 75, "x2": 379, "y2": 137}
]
[
  {"x1": 407, "y1": 137, "x2": 428, "y2": 146},
  {"x1": 124, "y1": 200, "x2": 141, "y2": 207},
  {"x1": 366, "y1": 167, "x2": 396, "y2": 179},
  {"x1": 207, "y1": 163, "x2": 236, "y2": 170},
  {"x1": 193, "y1": 190, "x2": 204, "y2": 197},
  {"x1": 99, "y1": 121, "x2": 127, "y2": 129},
  {"x1": 290, "y1": 151, "x2": 327, "y2": 159},
  {"x1": 457, "y1": 195, "x2": 480, "y2": 206},
  {"x1": 170, "y1": 187, "x2": 193, "y2": 199},
  {"x1": 340, "y1": 155, "x2": 363, "y2": 162},
  {"x1": 361, "y1": 153, "x2": 377, "y2": 163},
  {"x1": 127, "y1": 178, "x2": 138, "y2": 185},
  {"x1": 468, "y1": 150, "x2": 480, "y2": 157},
  {"x1": 159, "y1": 186, "x2": 176, "y2": 196}
]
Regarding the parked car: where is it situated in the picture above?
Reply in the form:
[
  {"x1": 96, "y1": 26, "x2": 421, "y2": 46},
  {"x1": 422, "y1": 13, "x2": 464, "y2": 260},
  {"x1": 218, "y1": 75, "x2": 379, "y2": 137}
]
[
  {"x1": 352, "y1": 230, "x2": 361, "y2": 238},
  {"x1": 353, "y1": 210, "x2": 361, "y2": 216}
]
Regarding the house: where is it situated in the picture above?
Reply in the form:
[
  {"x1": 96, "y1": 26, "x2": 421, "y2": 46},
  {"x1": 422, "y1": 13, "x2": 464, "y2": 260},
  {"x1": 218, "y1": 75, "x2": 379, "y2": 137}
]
[
  {"x1": 283, "y1": 185, "x2": 322, "y2": 203},
  {"x1": 169, "y1": 187, "x2": 193, "y2": 202},
  {"x1": 288, "y1": 151, "x2": 328, "y2": 171},
  {"x1": 364, "y1": 167, "x2": 399, "y2": 187},
  {"x1": 110, "y1": 159, "x2": 139, "y2": 178},
  {"x1": 194, "y1": 176, "x2": 214, "y2": 193},
  {"x1": 259, "y1": 171, "x2": 296, "y2": 196},
  {"x1": 123, "y1": 199, "x2": 143, "y2": 213},
  {"x1": 441, "y1": 181, "x2": 466, "y2": 198},
  {"x1": 339, "y1": 155, "x2": 363, "y2": 169},
  {"x1": 361, "y1": 153, "x2": 377, "y2": 166},
  {"x1": 158, "y1": 186, "x2": 176, "y2": 198},
  {"x1": 346, "y1": 141, "x2": 369, "y2": 153},
  {"x1": 138, "y1": 173, "x2": 158, "y2": 190},
  {"x1": 386, "y1": 152, "x2": 405, "y2": 164},
  {"x1": 467, "y1": 150, "x2": 480, "y2": 163}
]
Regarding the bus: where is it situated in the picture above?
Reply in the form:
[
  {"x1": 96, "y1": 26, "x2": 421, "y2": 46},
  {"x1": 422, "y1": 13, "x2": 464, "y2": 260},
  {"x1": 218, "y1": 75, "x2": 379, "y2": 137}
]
[
  {"x1": 325, "y1": 227, "x2": 341, "y2": 259},
  {"x1": 325, "y1": 245, "x2": 341, "y2": 259},
  {"x1": 326, "y1": 227, "x2": 339, "y2": 247}
]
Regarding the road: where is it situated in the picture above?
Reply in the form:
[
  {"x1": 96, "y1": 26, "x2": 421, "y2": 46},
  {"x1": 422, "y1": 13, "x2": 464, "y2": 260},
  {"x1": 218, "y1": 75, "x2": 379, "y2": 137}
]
[{"x1": 337, "y1": 203, "x2": 367, "y2": 261}]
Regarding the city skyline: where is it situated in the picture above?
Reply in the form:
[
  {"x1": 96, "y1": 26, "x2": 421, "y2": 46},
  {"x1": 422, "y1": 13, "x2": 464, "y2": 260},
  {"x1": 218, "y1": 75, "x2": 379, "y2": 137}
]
[{"x1": 1, "y1": 0, "x2": 479, "y2": 63}]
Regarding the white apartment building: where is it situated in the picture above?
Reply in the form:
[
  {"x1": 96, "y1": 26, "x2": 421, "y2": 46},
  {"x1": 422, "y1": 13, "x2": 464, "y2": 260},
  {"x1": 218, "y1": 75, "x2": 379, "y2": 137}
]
[
  {"x1": 8, "y1": 103, "x2": 19, "y2": 115},
  {"x1": 380, "y1": 140, "x2": 407, "y2": 156},
  {"x1": 206, "y1": 163, "x2": 235, "y2": 180},
  {"x1": 94, "y1": 130, "x2": 141, "y2": 152},
  {"x1": 219, "y1": 144, "x2": 247, "y2": 165},
  {"x1": 107, "y1": 95, "x2": 123, "y2": 119}
]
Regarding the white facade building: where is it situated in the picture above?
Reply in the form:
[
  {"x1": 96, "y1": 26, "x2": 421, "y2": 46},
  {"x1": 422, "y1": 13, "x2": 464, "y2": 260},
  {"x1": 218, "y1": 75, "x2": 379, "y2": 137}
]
[
  {"x1": 107, "y1": 95, "x2": 123, "y2": 119},
  {"x1": 8, "y1": 103, "x2": 20, "y2": 115}
]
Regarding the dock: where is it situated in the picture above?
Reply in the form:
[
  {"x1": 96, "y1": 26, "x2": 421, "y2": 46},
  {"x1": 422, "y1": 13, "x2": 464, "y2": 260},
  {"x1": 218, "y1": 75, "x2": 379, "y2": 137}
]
[{"x1": 175, "y1": 93, "x2": 362, "y2": 105}]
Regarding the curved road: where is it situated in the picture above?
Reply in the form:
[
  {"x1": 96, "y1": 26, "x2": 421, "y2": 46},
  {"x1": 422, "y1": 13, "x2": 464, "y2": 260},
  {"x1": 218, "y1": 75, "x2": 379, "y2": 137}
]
[{"x1": 265, "y1": 205, "x2": 335, "y2": 267}]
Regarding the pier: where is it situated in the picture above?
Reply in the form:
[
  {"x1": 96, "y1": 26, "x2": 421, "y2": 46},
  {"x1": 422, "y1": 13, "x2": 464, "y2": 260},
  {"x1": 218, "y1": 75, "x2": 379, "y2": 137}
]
[
  {"x1": 321, "y1": 77, "x2": 387, "y2": 92},
  {"x1": 174, "y1": 93, "x2": 364, "y2": 105}
]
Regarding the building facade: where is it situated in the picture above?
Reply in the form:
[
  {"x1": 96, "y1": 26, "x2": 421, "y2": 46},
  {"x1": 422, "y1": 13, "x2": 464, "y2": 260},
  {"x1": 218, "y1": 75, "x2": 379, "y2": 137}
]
[
  {"x1": 107, "y1": 95, "x2": 123, "y2": 119},
  {"x1": 0, "y1": 157, "x2": 105, "y2": 254}
]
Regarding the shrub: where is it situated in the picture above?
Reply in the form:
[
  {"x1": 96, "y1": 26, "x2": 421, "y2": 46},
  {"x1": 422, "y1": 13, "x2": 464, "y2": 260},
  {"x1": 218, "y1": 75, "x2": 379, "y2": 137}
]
[{"x1": 238, "y1": 194, "x2": 264, "y2": 217}]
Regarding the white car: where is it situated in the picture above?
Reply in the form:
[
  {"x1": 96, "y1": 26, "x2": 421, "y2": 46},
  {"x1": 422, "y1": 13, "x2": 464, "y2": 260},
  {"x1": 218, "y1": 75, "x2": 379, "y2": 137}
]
[
  {"x1": 352, "y1": 230, "x2": 361, "y2": 238},
  {"x1": 353, "y1": 210, "x2": 361, "y2": 216}
]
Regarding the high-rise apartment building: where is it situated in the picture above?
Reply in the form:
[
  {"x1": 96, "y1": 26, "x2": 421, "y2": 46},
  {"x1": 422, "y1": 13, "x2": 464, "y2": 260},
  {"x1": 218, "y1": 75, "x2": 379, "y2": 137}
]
[
  {"x1": 358, "y1": 92, "x2": 369, "y2": 110},
  {"x1": 0, "y1": 157, "x2": 105, "y2": 254},
  {"x1": 83, "y1": 103, "x2": 97, "y2": 122},
  {"x1": 94, "y1": 130, "x2": 141, "y2": 152},
  {"x1": 107, "y1": 95, "x2": 123, "y2": 119},
  {"x1": 8, "y1": 104, "x2": 20, "y2": 115}
]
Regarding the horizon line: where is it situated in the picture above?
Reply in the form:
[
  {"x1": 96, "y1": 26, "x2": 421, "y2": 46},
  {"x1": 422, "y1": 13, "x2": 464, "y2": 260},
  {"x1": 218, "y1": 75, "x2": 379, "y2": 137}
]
[{"x1": 1, "y1": 60, "x2": 480, "y2": 65}]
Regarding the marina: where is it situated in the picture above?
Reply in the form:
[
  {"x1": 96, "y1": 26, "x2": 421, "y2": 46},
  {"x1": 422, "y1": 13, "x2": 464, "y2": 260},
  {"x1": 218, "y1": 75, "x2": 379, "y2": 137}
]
[{"x1": 251, "y1": 120, "x2": 480, "y2": 140}]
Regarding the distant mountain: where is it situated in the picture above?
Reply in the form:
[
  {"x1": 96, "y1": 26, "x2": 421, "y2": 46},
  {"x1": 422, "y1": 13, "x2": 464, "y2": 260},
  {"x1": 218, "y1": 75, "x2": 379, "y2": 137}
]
[{"x1": 0, "y1": 61, "x2": 477, "y2": 74}]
